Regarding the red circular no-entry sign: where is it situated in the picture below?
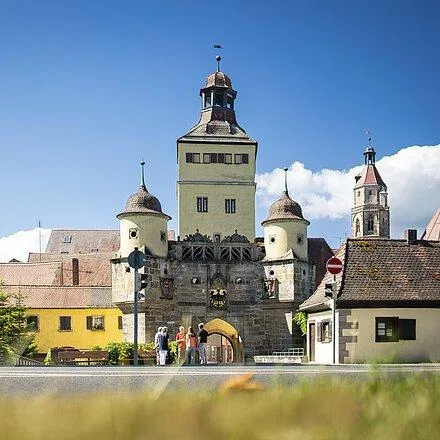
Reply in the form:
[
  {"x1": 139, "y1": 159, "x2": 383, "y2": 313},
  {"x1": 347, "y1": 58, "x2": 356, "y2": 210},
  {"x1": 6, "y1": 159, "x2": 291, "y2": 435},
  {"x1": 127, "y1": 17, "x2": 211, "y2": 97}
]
[{"x1": 326, "y1": 256, "x2": 343, "y2": 275}]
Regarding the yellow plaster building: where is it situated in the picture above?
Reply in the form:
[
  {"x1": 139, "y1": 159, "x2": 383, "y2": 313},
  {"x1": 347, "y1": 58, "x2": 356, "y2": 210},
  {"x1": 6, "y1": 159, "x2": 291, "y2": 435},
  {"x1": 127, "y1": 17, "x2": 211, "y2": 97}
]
[{"x1": 0, "y1": 231, "x2": 123, "y2": 357}]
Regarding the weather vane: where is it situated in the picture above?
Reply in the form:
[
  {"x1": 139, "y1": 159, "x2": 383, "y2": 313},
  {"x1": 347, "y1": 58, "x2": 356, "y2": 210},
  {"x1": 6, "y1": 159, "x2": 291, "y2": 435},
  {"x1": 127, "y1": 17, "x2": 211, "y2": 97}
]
[
  {"x1": 365, "y1": 130, "x2": 372, "y2": 146},
  {"x1": 213, "y1": 43, "x2": 223, "y2": 72}
]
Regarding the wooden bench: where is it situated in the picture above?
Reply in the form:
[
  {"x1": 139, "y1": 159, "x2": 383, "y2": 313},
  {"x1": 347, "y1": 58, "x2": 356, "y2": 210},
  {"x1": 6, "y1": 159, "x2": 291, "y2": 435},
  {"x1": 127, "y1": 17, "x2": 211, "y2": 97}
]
[{"x1": 57, "y1": 350, "x2": 109, "y2": 365}]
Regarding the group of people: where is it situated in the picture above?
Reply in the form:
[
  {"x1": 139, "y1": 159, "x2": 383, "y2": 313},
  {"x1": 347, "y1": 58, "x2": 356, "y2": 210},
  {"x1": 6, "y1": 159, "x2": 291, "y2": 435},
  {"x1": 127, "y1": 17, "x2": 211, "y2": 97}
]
[{"x1": 154, "y1": 323, "x2": 209, "y2": 366}]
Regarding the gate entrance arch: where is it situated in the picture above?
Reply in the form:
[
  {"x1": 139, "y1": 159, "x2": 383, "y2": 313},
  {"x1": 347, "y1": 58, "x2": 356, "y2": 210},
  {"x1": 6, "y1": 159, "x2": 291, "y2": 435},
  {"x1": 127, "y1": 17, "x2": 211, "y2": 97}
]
[{"x1": 204, "y1": 318, "x2": 243, "y2": 364}]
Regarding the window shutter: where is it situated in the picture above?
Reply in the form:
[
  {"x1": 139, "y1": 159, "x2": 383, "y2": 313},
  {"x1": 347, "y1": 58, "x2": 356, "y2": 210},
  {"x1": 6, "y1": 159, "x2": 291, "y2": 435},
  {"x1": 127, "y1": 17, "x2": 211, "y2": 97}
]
[
  {"x1": 86, "y1": 316, "x2": 93, "y2": 330},
  {"x1": 328, "y1": 321, "x2": 332, "y2": 342},
  {"x1": 317, "y1": 322, "x2": 322, "y2": 342}
]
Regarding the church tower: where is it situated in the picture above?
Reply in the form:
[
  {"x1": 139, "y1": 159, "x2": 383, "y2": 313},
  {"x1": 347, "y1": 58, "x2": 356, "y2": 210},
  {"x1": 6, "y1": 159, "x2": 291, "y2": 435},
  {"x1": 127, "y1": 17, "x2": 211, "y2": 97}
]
[
  {"x1": 177, "y1": 56, "x2": 257, "y2": 241},
  {"x1": 351, "y1": 147, "x2": 390, "y2": 238}
]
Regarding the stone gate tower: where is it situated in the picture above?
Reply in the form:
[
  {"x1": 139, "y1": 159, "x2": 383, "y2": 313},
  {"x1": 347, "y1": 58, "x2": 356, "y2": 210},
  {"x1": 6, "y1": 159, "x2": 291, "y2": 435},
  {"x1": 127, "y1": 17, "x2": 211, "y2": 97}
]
[
  {"x1": 351, "y1": 147, "x2": 390, "y2": 238},
  {"x1": 177, "y1": 56, "x2": 257, "y2": 241}
]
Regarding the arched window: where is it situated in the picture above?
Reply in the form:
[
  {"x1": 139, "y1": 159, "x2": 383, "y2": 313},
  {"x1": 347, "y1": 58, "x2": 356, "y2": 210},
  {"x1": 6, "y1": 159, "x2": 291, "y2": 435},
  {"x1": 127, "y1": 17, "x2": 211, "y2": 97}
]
[
  {"x1": 367, "y1": 215, "x2": 374, "y2": 232},
  {"x1": 355, "y1": 218, "x2": 360, "y2": 236}
]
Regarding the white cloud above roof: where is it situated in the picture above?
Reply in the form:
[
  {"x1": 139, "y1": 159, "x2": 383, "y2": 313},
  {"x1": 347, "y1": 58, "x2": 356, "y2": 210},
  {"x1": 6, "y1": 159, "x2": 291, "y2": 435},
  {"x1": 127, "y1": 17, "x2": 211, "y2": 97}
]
[
  {"x1": 0, "y1": 228, "x2": 51, "y2": 263},
  {"x1": 0, "y1": 145, "x2": 438, "y2": 261},
  {"x1": 256, "y1": 144, "x2": 440, "y2": 238}
]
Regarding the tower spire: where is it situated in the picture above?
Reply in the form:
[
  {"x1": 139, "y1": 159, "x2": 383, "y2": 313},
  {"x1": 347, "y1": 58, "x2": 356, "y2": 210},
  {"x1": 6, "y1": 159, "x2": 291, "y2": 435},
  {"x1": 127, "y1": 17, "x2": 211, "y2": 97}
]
[
  {"x1": 140, "y1": 159, "x2": 146, "y2": 188},
  {"x1": 216, "y1": 55, "x2": 221, "y2": 72},
  {"x1": 283, "y1": 167, "x2": 289, "y2": 194}
]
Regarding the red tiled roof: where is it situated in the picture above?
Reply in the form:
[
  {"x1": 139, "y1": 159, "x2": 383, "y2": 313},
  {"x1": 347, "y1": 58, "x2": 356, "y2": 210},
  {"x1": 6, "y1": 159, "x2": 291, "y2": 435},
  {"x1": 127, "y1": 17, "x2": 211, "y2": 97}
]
[
  {"x1": 45, "y1": 229, "x2": 119, "y2": 254},
  {"x1": 0, "y1": 262, "x2": 62, "y2": 286},
  {"x1": 355, "y1": 164, "x2": 386, "y2": 187},
  {"x1": 1, "y1": 285, "x2": 114, "y2": 308},
  {"x1": 300, "y1": 238, "x2": 440, "y2": 311},
  {"x1": 28, "y1": 252, "x2": 113, "y2": 286}
]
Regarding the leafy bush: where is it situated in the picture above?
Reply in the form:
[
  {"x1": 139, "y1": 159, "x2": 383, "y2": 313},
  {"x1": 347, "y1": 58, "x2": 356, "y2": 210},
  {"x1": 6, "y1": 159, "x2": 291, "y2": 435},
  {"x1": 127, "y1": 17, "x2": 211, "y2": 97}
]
[
  {"x1": 293, "y1": 311, "x2": 307, "y2": 336},
  {"x1": 106, "y1": 342, "x2": 134, "y2": 365}
]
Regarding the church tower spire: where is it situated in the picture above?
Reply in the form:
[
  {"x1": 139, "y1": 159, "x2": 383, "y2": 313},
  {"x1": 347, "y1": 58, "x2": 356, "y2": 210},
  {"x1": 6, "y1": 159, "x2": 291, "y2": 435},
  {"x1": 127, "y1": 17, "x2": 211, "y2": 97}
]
[{"x1": 351, "y1": 138, "x2": 390, "y2": 238}]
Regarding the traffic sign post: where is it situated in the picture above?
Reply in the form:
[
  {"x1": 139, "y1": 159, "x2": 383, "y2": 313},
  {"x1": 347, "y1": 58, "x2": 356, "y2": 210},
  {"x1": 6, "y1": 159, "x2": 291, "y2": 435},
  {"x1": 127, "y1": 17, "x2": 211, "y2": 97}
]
[
  {"x1": 325, "y1": 256, "x2": 343, "y2": 365},
  {"x1": 128, "y1": 248, "x2": 148, "y2": 366},
  {"x1": 326, "y1": 256, "x2": 343, "y2": 275}
]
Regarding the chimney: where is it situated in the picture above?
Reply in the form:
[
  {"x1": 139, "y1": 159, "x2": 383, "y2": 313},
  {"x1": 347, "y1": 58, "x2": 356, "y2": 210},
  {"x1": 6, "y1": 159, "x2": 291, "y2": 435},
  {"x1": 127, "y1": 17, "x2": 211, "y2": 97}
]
[
  {"x1": 405, "y1": 229, "x2": 417, "y2": 245},
  {"x1": 72, "y1": 258, "x2": 79, "y2": 285}
]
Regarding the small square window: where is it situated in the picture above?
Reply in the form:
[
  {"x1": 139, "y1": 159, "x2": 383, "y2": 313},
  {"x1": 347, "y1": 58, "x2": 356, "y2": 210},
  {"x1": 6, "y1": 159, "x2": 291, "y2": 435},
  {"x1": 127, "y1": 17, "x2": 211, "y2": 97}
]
[
  {"x1": 160, "y1": 231, "x2": 166, "y2": 241},
  {"x1": 193, "y1": 153, "x2": 200, "y2": 163},
  {"x1": 203, "y1": 153, "x2": 211, "y2": 163},
  {"x1": 59, "y1": 316, "x2": 72, "y2": 331},
  {"x1": 210, "y1": 153, "x2": 218, "y2": 163},
  {"x1": 186, "y1": 152, "x2": 193, "y2": 163},
  {"x1": 218, "y1": 153, "x2": 225, "y2": 163},
  {"x1": 196, "y1": 197, "x2": 208, "y2": 213},
  {"x1": 87, "y1": 315, "x2": 105, "y2": 331},
  {"x1": 225, "y1": 199, "x2": 236, "y2": 214},
  {"x1": 26, "y1": 315, "x2": 39, "y2": 331},
  {"x1": 242, "y1": 153, "x2": 249, "y2": 164},
  {"x1": 375, "y1": 317, "x2": 399, "y2": 342},
  {"x1": 225, "y1": 154, "x2": 232, "y2": 164},
  {"x1": 399, "y1": 319, "x2": 416, "y2": 340},
  {"x1": 234, "y1": 154, "x2": 242, "y2": 164},
  {"x1": 62, "y1": 235, "x2": 72, "y2": 243}
]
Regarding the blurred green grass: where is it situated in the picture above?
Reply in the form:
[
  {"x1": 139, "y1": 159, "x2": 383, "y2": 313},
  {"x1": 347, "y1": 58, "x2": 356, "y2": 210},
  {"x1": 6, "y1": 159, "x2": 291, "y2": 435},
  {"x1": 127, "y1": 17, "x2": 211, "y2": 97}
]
[{"x1": 1, "y1": 374, "x2": 440, "y2": 440}]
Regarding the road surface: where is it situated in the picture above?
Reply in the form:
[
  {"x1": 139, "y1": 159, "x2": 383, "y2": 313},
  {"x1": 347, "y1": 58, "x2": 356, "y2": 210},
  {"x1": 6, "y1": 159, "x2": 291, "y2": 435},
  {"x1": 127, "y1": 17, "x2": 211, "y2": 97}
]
[{"x1": 1, "y1": 364, "x2": 440, "y2": 395}]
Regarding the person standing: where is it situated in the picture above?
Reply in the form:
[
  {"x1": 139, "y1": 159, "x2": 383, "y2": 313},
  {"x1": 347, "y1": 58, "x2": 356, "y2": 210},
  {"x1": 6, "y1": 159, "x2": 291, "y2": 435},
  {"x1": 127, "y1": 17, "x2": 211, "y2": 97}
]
[
  {"x1": 157, "y1": 326, "x2": 169, "y2": 366},
  {"x1": 154, "y1": 326, "x2": 163, "y2": 365},
  {"x1": 198, "y1": 323, "x2": 209, "y2": 365},
  {"x1": 185, "y1": 326, "x2": 198, "y2": 365},
  {"x1": 175, "y1": 326, "x2": 186, "y2": 365}
]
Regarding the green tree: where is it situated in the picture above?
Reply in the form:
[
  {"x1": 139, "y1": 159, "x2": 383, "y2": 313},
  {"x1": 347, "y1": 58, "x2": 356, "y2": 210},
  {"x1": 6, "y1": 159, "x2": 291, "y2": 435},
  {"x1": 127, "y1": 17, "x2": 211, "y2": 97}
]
[
  {"x1": 293, "y1": 311, "x2": 308, "y2": 336},
  {"x1": 0, "y1": 284, "x2": 35, "y2": 361}
]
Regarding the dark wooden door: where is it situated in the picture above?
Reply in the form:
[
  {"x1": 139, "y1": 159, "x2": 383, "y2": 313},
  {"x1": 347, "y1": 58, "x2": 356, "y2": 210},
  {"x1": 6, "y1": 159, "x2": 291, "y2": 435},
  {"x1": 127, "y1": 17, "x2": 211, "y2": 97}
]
[{"x1": 309, "y1": 323, "x2": 316, "y2": 362}]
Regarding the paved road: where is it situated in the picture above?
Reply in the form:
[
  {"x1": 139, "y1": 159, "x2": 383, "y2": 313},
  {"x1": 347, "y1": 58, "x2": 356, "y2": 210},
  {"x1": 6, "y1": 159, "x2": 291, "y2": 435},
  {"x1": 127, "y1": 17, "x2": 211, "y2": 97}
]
[{"x1": 1, "y1": 364, "x2": 440, "y2": 395}]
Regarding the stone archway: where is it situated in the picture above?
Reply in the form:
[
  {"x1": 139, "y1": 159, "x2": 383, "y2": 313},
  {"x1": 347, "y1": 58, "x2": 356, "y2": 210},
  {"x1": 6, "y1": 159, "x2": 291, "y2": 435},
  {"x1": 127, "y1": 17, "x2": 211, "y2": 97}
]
[{"x1": 204, "y1": 318, "x2": 243, "y2": 363}]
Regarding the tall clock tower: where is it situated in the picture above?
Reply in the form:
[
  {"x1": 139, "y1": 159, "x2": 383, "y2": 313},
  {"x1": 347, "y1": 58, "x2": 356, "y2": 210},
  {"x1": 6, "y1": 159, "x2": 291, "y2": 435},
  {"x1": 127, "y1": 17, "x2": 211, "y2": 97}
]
[{"x1": 177, "y1": 56, "x2": 257, "y2": 241}]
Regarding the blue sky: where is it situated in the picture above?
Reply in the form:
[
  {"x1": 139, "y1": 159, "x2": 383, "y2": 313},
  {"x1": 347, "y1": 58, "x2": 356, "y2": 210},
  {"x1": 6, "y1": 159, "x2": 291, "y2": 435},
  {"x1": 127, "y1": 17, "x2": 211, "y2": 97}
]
[{"x1": 0, "y1": 0, "x2": 439, "y2": 249}]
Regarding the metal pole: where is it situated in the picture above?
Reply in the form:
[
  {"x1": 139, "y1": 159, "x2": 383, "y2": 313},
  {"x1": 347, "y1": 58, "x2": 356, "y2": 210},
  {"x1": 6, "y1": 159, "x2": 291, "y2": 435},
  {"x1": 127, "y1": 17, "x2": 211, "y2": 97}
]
[
  {"x1": 332, "y1": 274, "x2": 336, "y2": 364},
  {"x1": 133, "y1": 267, "x2": 139, "y2": 366}
]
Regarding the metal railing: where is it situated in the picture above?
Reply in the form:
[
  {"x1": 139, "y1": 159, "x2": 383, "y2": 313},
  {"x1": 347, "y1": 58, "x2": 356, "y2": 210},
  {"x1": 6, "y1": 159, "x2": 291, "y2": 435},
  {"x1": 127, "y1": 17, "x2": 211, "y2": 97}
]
[
  {"x1": 9, "y1": 354, "x2": 44, "y2": 366},
  {"x1": 271, "y1": 348, "x2": 304, "y2": 356}
]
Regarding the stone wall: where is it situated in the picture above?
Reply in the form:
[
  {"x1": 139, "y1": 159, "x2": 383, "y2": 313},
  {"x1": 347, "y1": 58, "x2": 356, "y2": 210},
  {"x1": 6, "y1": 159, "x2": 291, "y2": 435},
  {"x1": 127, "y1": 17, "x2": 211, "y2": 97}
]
[{"x1": 112, "y1": 243, "x2": 314, "y2": 361}]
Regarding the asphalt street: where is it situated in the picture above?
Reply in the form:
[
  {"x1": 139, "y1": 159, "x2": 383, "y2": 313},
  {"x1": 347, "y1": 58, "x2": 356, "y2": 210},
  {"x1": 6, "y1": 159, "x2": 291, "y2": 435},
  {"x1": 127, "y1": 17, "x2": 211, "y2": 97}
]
[{"x1": 2, "y1": 364, "x2": 440, "y2": 395}]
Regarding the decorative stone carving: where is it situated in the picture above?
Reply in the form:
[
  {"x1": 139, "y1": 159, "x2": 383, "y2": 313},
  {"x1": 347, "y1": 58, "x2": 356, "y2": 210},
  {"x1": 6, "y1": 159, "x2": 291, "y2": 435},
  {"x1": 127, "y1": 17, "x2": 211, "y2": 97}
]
[
  {"x1": 263, "y1": 279, "x2": 277, "y2": 299},
  {"x1": 160, "y1": 277, "x2": 174, "y2": 299},
  {"x1": 221, "y1": 230, "x2": 250, "y2": 243},
  {"x1": 209, "y1": 273, "x2": 227, "y2": 309},
  {"x1": 182, "y1": 229, "x2": 212, "y2": 243}
]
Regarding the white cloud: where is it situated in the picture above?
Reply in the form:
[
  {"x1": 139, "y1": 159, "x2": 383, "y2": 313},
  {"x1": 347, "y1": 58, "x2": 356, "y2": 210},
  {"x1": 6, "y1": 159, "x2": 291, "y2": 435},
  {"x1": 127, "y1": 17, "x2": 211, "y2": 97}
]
[
  {"x1": 0, "y1": 228, "x2": 52, "y2": 263},
  {"x1": 256, "y1": 145, "x2": 440, "y2": 238}
]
